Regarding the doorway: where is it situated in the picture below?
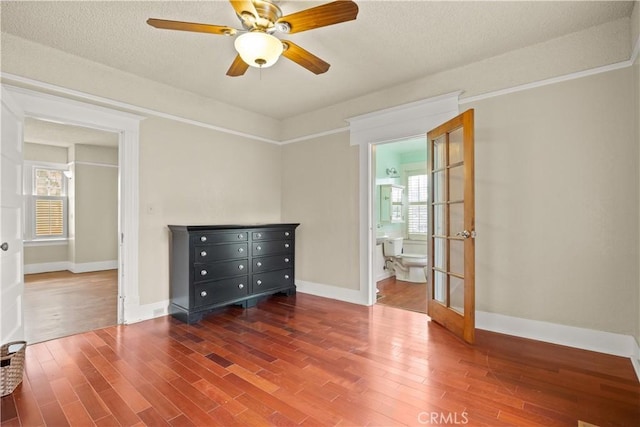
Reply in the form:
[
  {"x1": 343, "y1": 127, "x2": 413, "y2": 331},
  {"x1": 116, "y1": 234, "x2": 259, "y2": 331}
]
[
  {"x1": 22, "y1": 118, "x2": 120, "y2": 343},
  {"x1": 1, "y1": 84, "x2": 142, "y2": 344},
  {"x1": 373, "y1": 137, "x2": 428, "y2": 313}
]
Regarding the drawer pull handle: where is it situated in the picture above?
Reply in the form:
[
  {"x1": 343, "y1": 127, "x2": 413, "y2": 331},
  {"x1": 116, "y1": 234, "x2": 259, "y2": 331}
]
[
  {"x1": 238, "y1": 283, "x2": 244, "y2": 289},
  {"x1": 238, "y1": 264, "x2": 244, "y2": 270},
  {"x1": 256, "y1": 245, "x2": 262, "y2": 251},
  {"x1": 256, "y1": 233, "x2": 262, "y2": 238},
  {"x1": 238, "y1": 247, "x2": 244, "y2": 253},
  {"x1": 284, "y1": 243, "x2": 290, "y2": 248},
  {"x1": 285, "y1": 231, "x2": 290, "y2": 236},
  {"x1": 238, "y1": 234, "x2": 244, "y2": 239},
  {"x1": 284, "y1": 274, "x2": 290, "y2": 280},
  {"x1": 200, "y1": 236, "x2": 207, "y2": 242},
  {"x1": 200, "y1": 250, "x2": 207, "y2": 257},
  {"x1": 201, "y1": 270, "x2": 207, "y2": 276},
  {"x1": 257, "y1": 280, "x2": 262, "y2": 286},
  {"x1": 284, "y1": 258, "x2": 290, "y2": 263},
  {"x1": 256, "y1": 262, "x2": 262, "y2": 267},
  {"x1": 200, "y1": 290, "x2": 207, "y2": 297}
]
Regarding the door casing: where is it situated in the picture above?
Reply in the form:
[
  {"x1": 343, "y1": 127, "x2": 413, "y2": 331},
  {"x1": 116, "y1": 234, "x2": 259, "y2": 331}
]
[{"x1": 1, "y1": 85, "x2": 143, "y2": 327}]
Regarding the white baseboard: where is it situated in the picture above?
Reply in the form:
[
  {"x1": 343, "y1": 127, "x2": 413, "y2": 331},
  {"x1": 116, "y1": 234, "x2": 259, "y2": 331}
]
[
  {"x1": 124, "y1": 299, "x2": 170, "y2": 325},
  {"x1": 476, "y1": 311, "x2": 640, "y2": 381},
  {"x1": 376, "y1": 270, "x2": 393, "y2": 281},
  {"x1": 24, "y1": 261, "x2": 68, "y2": 274},
  {"x1": 24, "y1": 260, "x2": 118, "y2": 274},
  {"x1": 296, "y1": 280, "x2": 368, "y2": 305},
  {"x1": 69, "y1": 260, "x2": 118, "y2": 273},
  {"x1": 632, "y1": 345, "x2": 640, "y2": 382}
]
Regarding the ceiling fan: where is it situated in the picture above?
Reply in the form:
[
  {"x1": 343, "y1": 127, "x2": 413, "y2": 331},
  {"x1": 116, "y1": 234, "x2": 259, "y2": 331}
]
[{"x1": 147, "y1": 0, "x2": 359, "y2": 77}]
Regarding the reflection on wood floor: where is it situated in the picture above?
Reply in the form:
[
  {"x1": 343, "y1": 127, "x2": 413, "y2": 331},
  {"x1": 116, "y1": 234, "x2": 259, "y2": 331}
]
[
  {"x1": 24, "y1": 270, "x2": 118, "y2": 344},
  {"x1": 376, "y1": 276, "x2": 427, "y2": 313},
  {"x1": 3, "y1": 292, "x2": 638, "y2": 426}
]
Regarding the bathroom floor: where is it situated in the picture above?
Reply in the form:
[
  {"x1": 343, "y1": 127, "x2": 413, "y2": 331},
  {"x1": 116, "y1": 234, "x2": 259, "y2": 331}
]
[{"x1": 376, "y1": 277, "x2": 427, "y2": 313}]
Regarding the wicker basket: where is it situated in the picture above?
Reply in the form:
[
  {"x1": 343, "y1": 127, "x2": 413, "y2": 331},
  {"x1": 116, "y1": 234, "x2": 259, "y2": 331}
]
[{"x1": 1, "y1": 341, "x2": 27, "y2": 397}]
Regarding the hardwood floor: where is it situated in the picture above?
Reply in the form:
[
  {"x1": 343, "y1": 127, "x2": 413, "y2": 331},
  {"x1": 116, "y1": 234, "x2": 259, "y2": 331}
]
[
  {"x1": 24, "y1": 270, "x2": 118, "y2": 344},
  {"x1": 377, "y1": 276, "x2": 427, "y2": 313},
  {"x1": 2, "y1": 293, "x2": 638, "y2": 426}
]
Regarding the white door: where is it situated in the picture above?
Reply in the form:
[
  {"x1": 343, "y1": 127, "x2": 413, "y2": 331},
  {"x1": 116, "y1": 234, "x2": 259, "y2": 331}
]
[{"x1": 1, "y1": 87, "x2": 25, "y2": 343}]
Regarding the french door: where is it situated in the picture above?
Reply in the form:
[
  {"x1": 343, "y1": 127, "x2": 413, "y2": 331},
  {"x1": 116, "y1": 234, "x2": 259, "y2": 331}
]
[
  {"x1": 426, "y1": 109, "x2": 475, "y2": 343},
  {"x1": 1, "y1": 87, "x2": 25, "y2": 343}
]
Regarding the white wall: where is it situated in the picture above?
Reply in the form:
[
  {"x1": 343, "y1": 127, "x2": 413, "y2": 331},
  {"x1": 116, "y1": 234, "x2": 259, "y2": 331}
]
[
  {"x1": 281, "y1": 132, "x2": 360, "y2": 290},
  {"x1": 137, "y1": 117, "x2": 283, "y2": 304},
  {"x1": 280, "y1": 67, "x2": 639, "y2": 339},
  {"x1": 69, "y1": 144, "x2": 118, "y2": 265},
  {"x1": 23, "y1": 142, "x2": 67, "y2": 163},
  {"x1": 467, "y1": 67, "x2": 638, "y2": 337},
  {"x1": 635, "y1": 44, "x2": 640, "y2": 348}
]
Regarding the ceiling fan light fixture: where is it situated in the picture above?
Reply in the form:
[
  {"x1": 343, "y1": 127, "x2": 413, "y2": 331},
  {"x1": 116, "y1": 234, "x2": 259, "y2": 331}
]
[{"x1": 234, "y1": 31, "x2": 283, "y2": 68}]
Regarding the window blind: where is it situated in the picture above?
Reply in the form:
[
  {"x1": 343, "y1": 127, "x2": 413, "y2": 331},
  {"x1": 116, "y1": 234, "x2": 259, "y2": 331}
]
[
  {"x1": 35, "y1": 199, "x2": 65, "y2": 236},
  {"x1": 407, "y1": 173, "x2": 428, "y2": 234}
]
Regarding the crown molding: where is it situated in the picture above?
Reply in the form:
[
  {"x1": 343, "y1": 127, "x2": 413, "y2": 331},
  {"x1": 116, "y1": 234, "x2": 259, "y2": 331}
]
[
  {"x1": 461, "y1": 32, "x2": 639, "y2": 105},
  {"x1": 459, "y1": 60, "x2": 631, "y2": 105},
  {"x1": 1, "y1": 72, "x2": 280, "y2": 145},
  {"x1": 3, "y1": 30, "x2": 638, "y2": 145}
]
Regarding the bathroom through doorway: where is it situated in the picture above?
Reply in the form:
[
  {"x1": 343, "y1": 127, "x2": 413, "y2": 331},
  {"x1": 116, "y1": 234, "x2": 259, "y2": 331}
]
[{"x1": 372, "y1": 137, "x2": 428, "y2": 313}]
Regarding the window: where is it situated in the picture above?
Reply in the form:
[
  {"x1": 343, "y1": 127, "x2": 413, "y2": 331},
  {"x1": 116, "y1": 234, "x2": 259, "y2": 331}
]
[
  {"x1": 24, "y1": 163, "x2": 68, "y2": 241},
  {"x1": 407, "y1": 171, "x2": 428, "y2": 237}
]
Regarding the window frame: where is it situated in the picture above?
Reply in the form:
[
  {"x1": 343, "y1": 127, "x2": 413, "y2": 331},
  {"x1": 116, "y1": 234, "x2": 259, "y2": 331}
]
[
  {"x1": 23, "y1": 161, "x2": 70, "y2": 244},
  {"x1": 405, "y1": 168, "x2": 428, "y2": 240}
]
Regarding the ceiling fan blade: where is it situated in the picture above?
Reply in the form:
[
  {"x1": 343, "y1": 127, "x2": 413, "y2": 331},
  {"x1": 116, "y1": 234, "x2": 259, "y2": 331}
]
[
  {"x1": 147, "y1": 18, "x2": 237, "y2": 36},
  {"x1": 277, "y1": 1, "x2": 358, "y2": 34},
  {"x1": 229, "y1": 0, "x2": 259, "y2": 19},
  {"x1": 281, "y1": 41, "x2": 330, "y2": 75},
  {"x1": 226, "y1": 55, "x2": 249, "y2": 77}
]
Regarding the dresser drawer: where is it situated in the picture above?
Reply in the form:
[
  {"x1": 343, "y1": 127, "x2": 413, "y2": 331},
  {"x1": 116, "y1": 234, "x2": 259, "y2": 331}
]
[
  {"x1": 252, "y1": 230, "x2": 294, "y2": 241},
  {"x1": 194, "y1": 259, "x2": 248, "y2": 283},
  {"x1": 191, "y1": 231, "x2": 248, "y2": 245},
  {"x1": 194, "y1": 276, "x2": 248, "y2": 308},
  {"x1": 253, "y1": 269, "x2": 293, "y2": 293},
  {"x1": 195, "y1": 242, "x2": 248, "y2": 262},
  {"x1": 253, "y1": 254, "x2": 292, "y2": 273},
  {"x1": 252, "y1": 240, "x2": 293, "y2": 256}
]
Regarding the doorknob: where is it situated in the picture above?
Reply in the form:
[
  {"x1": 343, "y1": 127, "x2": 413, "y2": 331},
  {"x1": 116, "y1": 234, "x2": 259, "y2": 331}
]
[
  {"x1": 1, "y1": 242, "x2": 8, "y2": 251},
  {"x1": 455, "y1": 230, "x2": 476, "y2": 239}
]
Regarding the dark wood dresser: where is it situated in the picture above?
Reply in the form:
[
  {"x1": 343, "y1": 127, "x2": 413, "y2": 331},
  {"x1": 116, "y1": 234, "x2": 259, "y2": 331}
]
[{"x1": 168, "y1": 223, "x2": 299, "y2": 323}]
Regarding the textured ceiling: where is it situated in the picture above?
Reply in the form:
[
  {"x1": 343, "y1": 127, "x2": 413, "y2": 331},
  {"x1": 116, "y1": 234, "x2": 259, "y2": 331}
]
[
  {"x1": 1, "y1": 1, "x2": 635, "y2": 120},
  {"x1": 24, "y1": 118, "x2": 119, "y2": 148}
]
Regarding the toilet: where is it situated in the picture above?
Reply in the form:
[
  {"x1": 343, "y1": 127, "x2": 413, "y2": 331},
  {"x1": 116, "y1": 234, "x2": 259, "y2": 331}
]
[{"x1": 382, "y1": 238, "x2": 428, "y2": 283}]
